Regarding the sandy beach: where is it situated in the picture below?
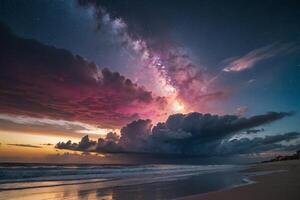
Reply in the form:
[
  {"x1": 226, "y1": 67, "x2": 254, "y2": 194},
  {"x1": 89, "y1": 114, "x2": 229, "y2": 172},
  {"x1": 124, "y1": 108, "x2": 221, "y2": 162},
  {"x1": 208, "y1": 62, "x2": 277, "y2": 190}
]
[
  {"x1": 0, "y1": 164, "x2": 246, "y2": 200},
  {"x1": 1, "y1": 161, "x2": 300, "y2": 200},
  {"x1": 179, "y1": 160, "x2": 300, "y2": 200}
]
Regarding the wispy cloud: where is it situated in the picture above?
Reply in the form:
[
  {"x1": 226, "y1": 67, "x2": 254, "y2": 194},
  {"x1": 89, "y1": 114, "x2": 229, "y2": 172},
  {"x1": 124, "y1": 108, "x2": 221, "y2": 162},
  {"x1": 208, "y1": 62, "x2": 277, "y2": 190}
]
[
  {"x1": 7, "y1": 144, "x2": 42, "y2": 148},
  {"x1": 0, "y1": 114, "x2": 116, "y2": 137},
  {"x1": 41, "y1": 143, "x2": 53, "y2": 146},
  {"x1": 223, "y1": 42, "x2": 298, "y2": 72},
  {"x1": 235, "y1": 106, "x2": 249, "y2": 116}
]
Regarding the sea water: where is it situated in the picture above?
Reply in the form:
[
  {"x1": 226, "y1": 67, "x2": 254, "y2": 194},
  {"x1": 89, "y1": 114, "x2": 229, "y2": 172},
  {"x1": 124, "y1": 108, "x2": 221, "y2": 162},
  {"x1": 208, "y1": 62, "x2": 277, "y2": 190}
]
[{"x1": 0, "y1": 163, "x2": 247, "y2": 200}]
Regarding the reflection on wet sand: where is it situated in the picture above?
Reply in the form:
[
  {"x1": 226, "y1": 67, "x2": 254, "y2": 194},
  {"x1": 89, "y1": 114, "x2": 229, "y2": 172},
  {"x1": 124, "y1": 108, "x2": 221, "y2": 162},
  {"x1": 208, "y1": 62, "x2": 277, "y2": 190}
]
[{"x1": 0, "y1": 170, "x2": 245, "y2": 200}]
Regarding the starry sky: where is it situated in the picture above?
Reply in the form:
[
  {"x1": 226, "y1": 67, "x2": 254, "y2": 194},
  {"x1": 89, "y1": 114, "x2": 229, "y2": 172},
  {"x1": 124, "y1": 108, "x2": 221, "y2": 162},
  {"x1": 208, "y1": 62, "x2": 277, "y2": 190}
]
[{"x1": 0, "y1": 0, "x2": 299, "y2": 164}]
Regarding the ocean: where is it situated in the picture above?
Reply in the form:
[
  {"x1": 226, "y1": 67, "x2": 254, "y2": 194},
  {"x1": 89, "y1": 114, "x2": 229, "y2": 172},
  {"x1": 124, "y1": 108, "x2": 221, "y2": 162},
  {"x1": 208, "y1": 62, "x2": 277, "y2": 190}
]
[{"x1": 0, "y1": 163, "x2": 248, "y2": 200}]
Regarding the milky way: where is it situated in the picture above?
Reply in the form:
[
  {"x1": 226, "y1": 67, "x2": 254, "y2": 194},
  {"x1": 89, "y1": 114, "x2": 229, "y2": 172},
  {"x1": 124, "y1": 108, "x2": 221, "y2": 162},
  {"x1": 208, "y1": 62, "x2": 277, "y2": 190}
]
[{"x1": 78, "y1": 0, "x2": 225, "y2": 117}]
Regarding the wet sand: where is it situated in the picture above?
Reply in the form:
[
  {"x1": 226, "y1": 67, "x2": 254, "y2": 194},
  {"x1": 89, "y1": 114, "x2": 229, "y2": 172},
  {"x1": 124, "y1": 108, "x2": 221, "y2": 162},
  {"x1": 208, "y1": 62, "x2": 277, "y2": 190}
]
[
  {"x1": 0, "y1": 165, "x2": 245, "y2": 200},
  {"x1": 1, "y1": 161, "x2": 299, "y2": 200},
  {"x1": 178, "y1": 160, "x2": 300, "y2": 200}
]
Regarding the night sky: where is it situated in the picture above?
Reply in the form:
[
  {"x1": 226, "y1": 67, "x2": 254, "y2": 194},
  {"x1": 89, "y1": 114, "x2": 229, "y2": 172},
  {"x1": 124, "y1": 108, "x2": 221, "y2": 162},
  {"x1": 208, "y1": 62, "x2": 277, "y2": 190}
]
[{"x1": 0, "y1": 0, "x2": 300, "y2": 163}]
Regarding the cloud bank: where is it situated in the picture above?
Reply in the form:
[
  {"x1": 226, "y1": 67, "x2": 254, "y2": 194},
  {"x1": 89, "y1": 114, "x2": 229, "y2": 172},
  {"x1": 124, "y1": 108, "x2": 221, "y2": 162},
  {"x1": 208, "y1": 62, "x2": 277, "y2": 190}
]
[
  {"x1": 7, "y1": 144, "x2": 42, "y2": 148},
  {"x1": 0, "y1": 23, "x2": 167, "y2": 129},
  {"x1": 56, "y1": 111, "x2": 298, "y2": 156}
]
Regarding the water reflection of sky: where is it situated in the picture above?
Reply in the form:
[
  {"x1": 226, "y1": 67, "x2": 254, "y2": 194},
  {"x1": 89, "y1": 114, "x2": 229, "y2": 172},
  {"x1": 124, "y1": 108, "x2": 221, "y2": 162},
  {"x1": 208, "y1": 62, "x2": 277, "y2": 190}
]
[{"x1": 0, "y1": 170, "x2": 246, "y2": 200}]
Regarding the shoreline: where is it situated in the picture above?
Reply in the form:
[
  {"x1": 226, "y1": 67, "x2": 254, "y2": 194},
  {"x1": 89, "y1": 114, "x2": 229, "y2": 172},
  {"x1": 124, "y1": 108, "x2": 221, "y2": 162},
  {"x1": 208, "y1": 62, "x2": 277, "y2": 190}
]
[
  {"x1": 177, "y1": 160, "x2": 300, "y2": 200},
  {"x1": 0, "y1": 164, "x2": 247, "y2": 200},
  {"x1": 1, "y1": 161, "x2": 298, "y2": 199}
]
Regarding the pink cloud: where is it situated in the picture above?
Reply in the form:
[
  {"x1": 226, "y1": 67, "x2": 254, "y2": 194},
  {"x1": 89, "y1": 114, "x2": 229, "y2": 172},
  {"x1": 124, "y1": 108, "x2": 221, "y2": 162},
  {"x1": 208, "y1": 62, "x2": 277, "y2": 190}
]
[
  {"x1": 0, "y1": 26, "x2": 166, "y2": 129},
  {"x1": 223, "y1": 42, "x2": 298, "y2": 72}
]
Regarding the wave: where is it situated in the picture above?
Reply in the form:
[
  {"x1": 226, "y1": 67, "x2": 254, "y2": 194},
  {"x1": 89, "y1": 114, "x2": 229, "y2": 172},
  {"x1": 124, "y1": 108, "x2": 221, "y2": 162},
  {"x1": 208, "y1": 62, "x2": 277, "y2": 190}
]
[{"x1": 0, "y1": 164, "x2": 238, "y2": 190}]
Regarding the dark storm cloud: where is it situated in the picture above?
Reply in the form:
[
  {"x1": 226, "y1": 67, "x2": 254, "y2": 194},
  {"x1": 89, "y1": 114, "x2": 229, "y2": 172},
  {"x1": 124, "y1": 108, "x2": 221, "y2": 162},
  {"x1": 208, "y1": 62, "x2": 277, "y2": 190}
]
[
  {"x1": 281, "y1": 143, "x2": 300, "y2": 152},
  {"x1": 0, "y1": 23, "x2": 165, "y2": 128},
  {"x1": 154, "y1": 112, "x2": 292, "y2": 142},
  {"x1": 56, "y1": 111, "x2": 297, "y2": 156},
  {"x1": 218, "y1": 132, "x2": 300, "y2": 155},
  {"x1": 245, "y1": 128, "x2": 265, "y2": 134},
  {"x1": 7, "y1": 144, "x2": 42, "y2": 148},
  {"x1": 77, "y1": 135, "x2": 97, "y2": 151},
  {"x1": 56, "y1": 140, "x2": 78, "y2": 151},
  {"x1": 96, "y1": 132, "x2": 121, "y2": 153},
  {"x1": 118, "y1": 119, "x2": 152, "y2": 151},
  {"x1": 56, "y1": 120, "x2": 152, "y2": 153}
]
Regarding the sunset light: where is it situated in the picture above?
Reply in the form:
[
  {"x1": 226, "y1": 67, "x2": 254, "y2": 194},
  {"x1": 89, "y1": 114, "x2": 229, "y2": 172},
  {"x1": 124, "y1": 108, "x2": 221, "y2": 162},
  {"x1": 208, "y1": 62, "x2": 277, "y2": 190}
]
[
  {"x1": 173, "y1": 100, "x2": 185, "y2": 113},
  {"x1": 0, "y1": 0, "x2": 300, "y2": 200}
]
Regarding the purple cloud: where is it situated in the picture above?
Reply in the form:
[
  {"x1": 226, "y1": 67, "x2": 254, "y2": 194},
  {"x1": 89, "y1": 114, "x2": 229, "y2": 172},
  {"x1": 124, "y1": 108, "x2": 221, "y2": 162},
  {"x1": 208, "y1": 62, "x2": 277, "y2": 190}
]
[{"x1": 223, "y1": 42, "x2": 298, "y2": 72}]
